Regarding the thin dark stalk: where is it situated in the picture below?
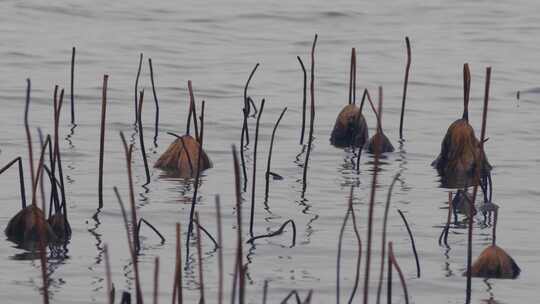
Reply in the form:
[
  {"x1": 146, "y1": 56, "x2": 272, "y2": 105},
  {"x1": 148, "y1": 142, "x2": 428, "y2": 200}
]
[
  {"x1": 0, "y1": 157, "x2": 27, "y2": 209},
  {"x1": 439, "y1": 192, "x2": 453, "y2": 246},
  {"x1": 265, "y1": 107, "x2": 287, "y2": 199},
  {"x1": 187, "y1": 80, "x2": 199, "y2": 141},
  {"x1": 119, "y1": 132, "x2": 143, "y2": 304},
  {"x1": 54, "y1": 88, "x2": 69, "y2": 232},
  {"x1": 231, "y1": 145, "x2": 245, "y2": 304},
  {"x1": 134, "y1": 53, "x2": 143, "y2": 124},
  {"x1": 98, "y1": 75, "x2": 109, "y2": 209},
  {"x1": 363, "y1": 86, "x2": 382, "y2": 304},
  {"x1": 186, "y1": 101, "x2": 205, "y2": 264},
  {"x1": 194, "y1": 222, "x2": 219, "y2": 250},
  {"x1": 397, "y1": 209, "x2": 421, "y2": 278},
  {"x1": 297, "y1": 56, "x2": 307, "y2": 144},
  {"x1": 70, "y1": 46, "x2": 76, "y2": 124},
  {"x1": 148, "y1": 58, "x2": 160, "y2": 146},
  {"x1": 240, "y1": 64, "x2": 259, "y2": 189},
  {"x1": 137, "y1": 90, "x2": 151, "y2": 186},
  {"x1": 359, "y1": 89, "x2": 368, "y2": 114},
  {"x1": 375, "y1": 173, "x2": 400, "y2": 304},
  {"x1": 348, "y1": 187, "x2": 362, "y2": 304},
  {"x1": 280, "y1": 290, "x2": 302, "y2": 304},
  {"x1": 114, "y1": 186, "x2": 135, "y2": 267},
  {"x1": 24, "y1": 79, "x2": 35, "y2": 196},
  {"x1": 246, "y1": 219, "x2": 296, "y2": 247},
  {"x1": 154, "y1": 257, "x2": 160, "y2": 304},
  {"x1": 349, "y1": 48, "x2": 357, "y2": 105},
  {"x1": 262, "y1": 280, "x2": 268, "y2": 304},
  {"x1": 215, "y1": 196, "x2": 224, "y2": 304},
  {"x1": 463, "y1": 64, "x2": 471, "y2": 121},
  {"x1": 399, "y1": 37, "x2": 411, "y2": 139},
  {"x1": 104, "y1": 244, "x2": 114, "y2": 304},
  {"x1": 302, "y1": 34, "x2": 318, "y2": 193},
  {"x1": 38, "y1": 129, "x2": 45, "y2": 211},
  {"x1": 336, "y1": 208, "x2": 351, "y2": 304},
  {"x1": 33, "y1": 135, "x2": 51, "y2": 304},
  {"x1": 492, "y1": 208, "x2": 498, "y2": 246},
  {"x1": 172, "y1": 223, "x2": 183, "y2": 304},
  {"x1": 137, "y1": 218, "x2": 166, "y2": 244},
  {"x1": 195, "y1": 212, "x2": 206, "y2": 304},
  {"x1": 249, "y1": 99, "x2": 265, "y2": 238},
  {"x1": 386, "y1": 245, "x2": 392, "y2": 304},
  {"x1": 466, "y1": 67, "x2": 491, "y2": 303},
  {"x1": 388, "y1": 242, "x2": 409, "y2": 304}
]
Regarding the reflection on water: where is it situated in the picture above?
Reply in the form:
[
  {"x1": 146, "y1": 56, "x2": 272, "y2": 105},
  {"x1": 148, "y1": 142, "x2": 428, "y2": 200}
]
[{"x1": 1, "y1": 0, "x2": 540, "y2": 303}]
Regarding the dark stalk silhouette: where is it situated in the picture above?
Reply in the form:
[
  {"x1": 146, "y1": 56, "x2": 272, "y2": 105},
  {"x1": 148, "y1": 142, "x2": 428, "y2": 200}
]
[
  {"x1": 231, "y1": 145, "x2": 245, "y2": 304},
  {"x1": 240, "y1": 63, "x2": 260, "y2": 189},
  {"x1": 397, "y1": 209, "x2": 421, "y2": 278},
  {"x1": 70, "y1": 46, "x2": 76, "y2": 125},
  {"x1": 363, "y1": 86, "x2": 383, "y2": 304},
  {"x1": 137, "y1": 90, "x2": 151, "y2": 186},
  {"x1": 265, "y1": 107, "x2": 287, "y2": 200},
  {"x1": 98, "y1": 75, "x2": 109, "y2": 209},
  {"x1": 246, "y1": 219, "x2": 296, "y2": 247},
  {"x1": 215, "y1": 195, "x2": 224, "y2": 304},
  {"x1": 388, "y1": 242, "x2": 409, "y2": 304},
  {"x1": 302, "y1": 34, "x2": 318, "y2": 193},
  {"x1": 399, "y1": 37, "x2": 411, "y2": 140},
  {"x1": 376, "y1": 173, "x2": 401, "y2": 304},
  {"x1": 149, "y1": 58, "x2": 160, "y2": 146},
  {"x1": 185, "y1": 101, "x2": 205, "y2": 264},
  {"x1": 438, "y1": 192, "x2": 453, "y2": 246},
  {"x1": 104, "y1": 244, "x2": 114, "y2": 304},
  {"x1": 249, "y1": 99, "x2": 265, "y2": 238},
  {"x1": 154, "y1": 257, "x2": 160, "y2": 304},
  {"x1": 119, "y1": 132, "x2": 143, "y2": 304},
  {"x1": 172, "y1": 223, "x2": 183, "y2": 304},
  {"x1": 24, "y1": 79, "x2": 36, "y2": 195},
  {"x1": 297, "y1": 56, "x2": 307, "y2": 144},
  {"x1": 187, "y1": 80, "x2": 199, "y2": 141},
  {"x1": 134, "y1": 53, "x2": 143, "y2": 124},
  {"x1": 465, "y1": 67, "x2": 491, "y2": 303},
  {"x1": 195, "y1": 212, "x2": 206, "y2": 304}
]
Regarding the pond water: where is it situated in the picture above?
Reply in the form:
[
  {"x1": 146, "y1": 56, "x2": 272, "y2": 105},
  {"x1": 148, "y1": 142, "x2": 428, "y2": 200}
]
[{"x1": 0, "y1": 0, "x2": 539, "y2": 303}]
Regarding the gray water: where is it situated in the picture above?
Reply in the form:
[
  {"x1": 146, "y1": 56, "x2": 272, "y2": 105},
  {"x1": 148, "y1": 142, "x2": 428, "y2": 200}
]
[{"x1": 1, "y1": 0, "x2": 539, "y2": 303}]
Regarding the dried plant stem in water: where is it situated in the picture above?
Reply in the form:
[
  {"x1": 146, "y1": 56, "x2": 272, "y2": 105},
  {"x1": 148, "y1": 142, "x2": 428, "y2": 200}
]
[
  {"x1": 119, "y1": 132, "x2": 143, "y2": 304},
  {"x1": 24, "y1": 79, "x2": 36, "y2": 195},
  {"x1": 70, "y1": 46, "x2": 76, "y2": 124},
  {"x1": 195, "y1": 212, "x2": 206, "y2": 304},
  {"x1": 465, "y1": 67, "x2": 491, "y2": 303},
  {"x1": 297, "y1": 56, "x2": 307, "y2": 144},
  {"x1": 104, "y1": 244, "x2": 114, "y2": 304},
  {"x1": 363, "y1": 87, "x2": 382, "y2": 304},
  {"x1": 388, "y1": 242, "x2": 409, "y2": 304},
  {"x1": 302, "y1": 34, "x2": 318, "y2": 193},
  {"x1": 98, "y1": 75, "x2": 109, "y2": 209},
  {"x1": 249, "y1": 99, "x2": 265, "y2": 237},
  {"x1": 154, "y1": 257, "x2": 160, "y2": 304},
  {"x1": 397, "y1": 209, "x2": 421, "y2": 278},
  {"x1": 231, "y1": 145, "x2": 245, "y2": 304},
  {"x1": 215, "y1": 195, "x2": 224, "y2": 304},
  {"x1": 137, "y1": 90, "x2": 151, "y2": 186},
  {"x1": 172, "y1": 223, "x2": 183, "y2": 304},
  {"x1": 134, "y1": 53, "x2": 143, "y2": 124},
  {"x1": 148, "y1": 58, "x2": 160, "y2": 145},
  {"x1": 375, "y1": 173, "x2": 400, "y2": 304},
  {"x1": 265, "y1": 107, "x2": 287, "y2": 199},
  {"x1": 399, "y1": 37, "x2": 411, "y2": 140},
  {"x1": 186, "y1": 101, "x2": 205, "y2": 263}
]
